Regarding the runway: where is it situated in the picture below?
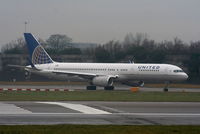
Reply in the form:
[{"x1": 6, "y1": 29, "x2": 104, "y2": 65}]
[{"x1": 0, "y1": 101, "x2": 200, "y2": 125}]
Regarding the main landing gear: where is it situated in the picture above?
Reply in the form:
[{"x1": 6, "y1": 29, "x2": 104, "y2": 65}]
[
  {"x1": 86, "y1": 85, "x2": 115, "y2": 90},
  {"x1": 104, "y1": 86, "x2": 114, "y2": 90}
]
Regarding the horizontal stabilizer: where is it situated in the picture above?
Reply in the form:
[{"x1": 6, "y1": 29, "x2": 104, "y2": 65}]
[{"x1": 7, "y1": 64, "x2": 28, "y2": 69}]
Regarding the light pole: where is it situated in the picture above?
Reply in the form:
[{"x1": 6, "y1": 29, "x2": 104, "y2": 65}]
[{"x1": 24, "y1": 21, "x2": 28, "y2": 33}]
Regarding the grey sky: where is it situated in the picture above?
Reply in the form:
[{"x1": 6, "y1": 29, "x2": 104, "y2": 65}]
[{"x1": 0, "y1": 0, "x2": 200, "y2": 46}]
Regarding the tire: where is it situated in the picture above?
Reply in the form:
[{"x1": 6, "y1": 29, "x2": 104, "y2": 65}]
[
  {"x1": 86, "y1": 85, "x2": 97, "y2": 90},
  {"x1": 164, "y1": 88, "x2": 168, "y2": 92},
  {"x1": 104, "y1": 86, "x2": 114, "y2": 90}
]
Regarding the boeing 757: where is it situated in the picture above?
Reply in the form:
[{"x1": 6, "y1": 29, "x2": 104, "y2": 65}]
[{"x1": 9, "y1": 33, "x2": 188, "y2": 90}]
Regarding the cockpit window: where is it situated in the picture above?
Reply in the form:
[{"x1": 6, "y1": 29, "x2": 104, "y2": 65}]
[{"x1": 173, "y1": 70, "x2": 184, "y2": 73}]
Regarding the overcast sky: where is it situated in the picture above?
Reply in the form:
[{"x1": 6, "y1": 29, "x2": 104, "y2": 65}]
[{"x1": 0, "y1": 0, "x2": 200, "y2": 46}]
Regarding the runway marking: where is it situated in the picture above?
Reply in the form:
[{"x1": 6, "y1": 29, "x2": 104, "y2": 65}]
[
  {"x1": 0, "y1": 103, "x2": 32, "y2": 114},
  {"x1": 117, "y1": 113, "x2": 200, "y2": 116},
  {"x1": 37, "y1": 102, "x2": 111, "y2": 114}
]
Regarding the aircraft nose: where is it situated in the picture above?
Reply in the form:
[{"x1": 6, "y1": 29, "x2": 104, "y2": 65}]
[{"x1": 183, "y1": 73, "x2": 188, "y2": 80}]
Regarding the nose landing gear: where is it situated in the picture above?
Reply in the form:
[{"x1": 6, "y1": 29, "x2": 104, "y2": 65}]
[{"x1": 164, "y1": 81, "x2": 170, "y2": 92}]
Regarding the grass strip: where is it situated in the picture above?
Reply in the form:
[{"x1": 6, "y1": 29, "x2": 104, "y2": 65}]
[
  {"x1": 0, "y1": 125, "x2": 199, "y2": 134},
  {"x1": 0, "y1": 91, "x2": 200, "y2": 101}
]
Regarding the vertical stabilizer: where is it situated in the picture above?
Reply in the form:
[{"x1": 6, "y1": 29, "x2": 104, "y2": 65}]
[{"x1": 24, "y1": 33, "x2": 53, "y2": 64}]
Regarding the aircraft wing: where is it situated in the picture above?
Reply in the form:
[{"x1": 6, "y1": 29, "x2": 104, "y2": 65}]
[
  {"x1": 50, "y1": 70, "x2": 119, "y2": 80},
  {"x1": 48, "y1": 70, "x2": 118, "y2": 80},
  {"x1": 46, "y1": 70, "x2": 97, "y2": 79}
]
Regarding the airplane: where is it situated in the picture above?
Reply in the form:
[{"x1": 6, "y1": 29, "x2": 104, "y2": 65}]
[{"x1": 9, "y1": 33, "x2": 188, "y2": 91}]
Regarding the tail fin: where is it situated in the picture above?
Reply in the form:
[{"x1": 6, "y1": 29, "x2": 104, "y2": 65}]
[{"x1": 24, "y1": 33, "x2": 53, "y2": 65}]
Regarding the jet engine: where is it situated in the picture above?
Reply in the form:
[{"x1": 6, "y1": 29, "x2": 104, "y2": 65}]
[
  {"x1": 92, "y1": 76, "x2": 114, "y2": 87},
  {"x1": 122, "y1": 81, "x2": 144, "y2": 87}
]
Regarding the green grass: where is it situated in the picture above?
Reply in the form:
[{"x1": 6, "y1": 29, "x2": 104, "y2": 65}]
[
  {"x1": 0, "y1": 90, "x2": 200, "y2": 101},
  {"x1": 0, "y1": 125, "x2": 199, "y2": 134}
]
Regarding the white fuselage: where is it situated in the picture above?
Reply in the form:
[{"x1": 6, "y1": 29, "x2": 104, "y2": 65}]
[{"x1": 28, "y1": 62, "x2": 188, "y2": 82}]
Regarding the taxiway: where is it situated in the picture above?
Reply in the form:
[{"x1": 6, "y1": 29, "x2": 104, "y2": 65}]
[{"x1": 0, "y1": 101, "x2": 200, "y2": 125}]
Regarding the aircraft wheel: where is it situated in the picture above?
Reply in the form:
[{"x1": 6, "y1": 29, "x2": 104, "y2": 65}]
[
  {"x1": 164, "y1": 81, "x2": 170, "y2": 92},
  {"x1": 104, "y1": 86, "x2": 114, "y2": 90},
  {"x1": 86, "y1": 85, "x2": 96, "y2": 90},
  {"x1": 164, "y1": 88, "x2": 168, "y2": 92}
]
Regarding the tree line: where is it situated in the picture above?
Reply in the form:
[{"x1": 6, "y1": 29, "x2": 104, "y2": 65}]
[
  {"x1": 1, "y1": 33, "x2": 200, "y2": 83},
  {"x1": 1, "y1": 34, "x2": 81, "y2": 55},
  {"x1": 87, "y1": 33, "x2": 200, "y2": 83}
]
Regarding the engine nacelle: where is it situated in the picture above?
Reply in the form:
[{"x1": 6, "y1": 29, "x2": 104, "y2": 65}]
[
  {"x1": 122, "y1": 81, "x2": 144, "y2": 87},
  {"x1": 92, "y1": 76, "x2": 114, "y2": 87}
]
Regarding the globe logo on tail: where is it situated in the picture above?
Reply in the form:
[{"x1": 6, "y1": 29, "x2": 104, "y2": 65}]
[{"x1": 32, "y1": 46, "x2": 53, "y2": 64}]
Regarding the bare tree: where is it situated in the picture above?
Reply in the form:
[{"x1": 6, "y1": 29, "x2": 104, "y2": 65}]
[{"x1": 46, "y1": 34, "x2": 72, "y2": 52}]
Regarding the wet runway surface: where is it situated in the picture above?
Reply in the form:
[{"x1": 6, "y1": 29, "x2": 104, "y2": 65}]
[{"x1": 0, "y1": 101, "x2": 200, "y2": 125}]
